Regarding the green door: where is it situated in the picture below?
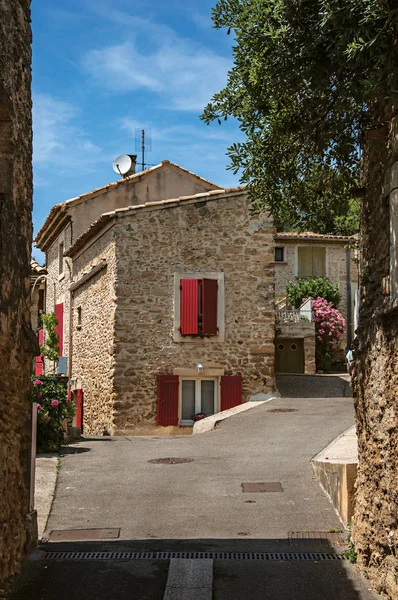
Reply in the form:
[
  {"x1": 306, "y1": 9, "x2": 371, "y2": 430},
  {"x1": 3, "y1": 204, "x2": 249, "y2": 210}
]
[{"x1": 275, "y1": 338, "x2": 304, "y2": 373}]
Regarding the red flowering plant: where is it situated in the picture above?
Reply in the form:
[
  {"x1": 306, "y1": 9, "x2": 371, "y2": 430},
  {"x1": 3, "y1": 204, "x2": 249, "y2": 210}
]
[
  {"x1": 30, "y1": 376, "x2": 75, "y2": 453},
  {"x1": 311, "y1": 297, "x2": 346, "y2": 371}
]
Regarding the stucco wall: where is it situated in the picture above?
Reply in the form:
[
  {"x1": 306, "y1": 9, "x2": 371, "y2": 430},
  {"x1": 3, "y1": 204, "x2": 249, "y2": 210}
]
[
  {"x1": 351, "y1": 115, "x2": 398, "y2": 599},
  {"x1": 0, "y1": 0, "x2": 36, "y2": 592},
  {"x1": 69, "y1": 163, "x2": 220, "y2": 239},
  {"x1": 111, "y1": 191, "x2": 275, "y2": 432},
  {"x1": 70, "y1": 230, "x2": 117, "y2": 435}
]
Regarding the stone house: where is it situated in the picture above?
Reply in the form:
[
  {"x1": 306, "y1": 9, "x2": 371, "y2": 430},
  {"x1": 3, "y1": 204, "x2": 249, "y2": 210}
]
[
  {"x1": 274, "y1": 231, "x2": 358, "y2": 373},
  {"x1": 34, "y1": 159, "x2": 222, "y2": 370},
  {"x1": 35, "y1": 162, "x2": 275, "y2": 435},
  {"x1": 0, "y1": 0, "x2": 38, "y2": 592}
]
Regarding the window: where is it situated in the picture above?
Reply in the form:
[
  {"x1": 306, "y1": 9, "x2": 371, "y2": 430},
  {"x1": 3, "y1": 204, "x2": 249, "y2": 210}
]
[
  {"x1": 181, "y1": 378, "x2": 217, "y2": 425},
  {"x1": 179, "y1": 278, "x2": 218, "y2": 336},
  {"x1": 58, "y1": 241, "x2": 64, "y2": 275},
  {"x1": 275, "y1": 247, "x2": 285, "y2": 262},
  {"x1": 297, "y1": 246, "x2": 326, "y2": 278},
  {"x1": 174, "y1": 272, "x2": 225, "y2": 342},
  {"x1": 157, "y1": 374, "x2": 241, "y2": 426},
  {"x1": 77, "y1": 306, "x2": 82, "y2": 328}
]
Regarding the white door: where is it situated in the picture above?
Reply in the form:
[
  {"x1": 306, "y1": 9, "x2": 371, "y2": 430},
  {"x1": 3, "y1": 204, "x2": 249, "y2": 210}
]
[{"x1": 180, "y1": 378, "x2": 217, "y2": 425}]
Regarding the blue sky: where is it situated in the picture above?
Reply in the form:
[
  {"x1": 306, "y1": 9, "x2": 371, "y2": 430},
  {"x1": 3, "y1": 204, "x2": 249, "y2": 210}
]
[{"x1": 32, "y1": 0, "x2": 242, "y2": 262}]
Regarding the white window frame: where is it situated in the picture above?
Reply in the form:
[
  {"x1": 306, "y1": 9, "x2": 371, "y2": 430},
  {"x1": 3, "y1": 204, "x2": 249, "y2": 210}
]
[
  {"x1": 295, "y1": 245, "x2": 329, "y2": 278},
  {"x1": 173, "y1": 272, "x2": 225, "y2": 343},
  {"x1": 179, "y1": 377, "x2": 219, "y2": 426}
]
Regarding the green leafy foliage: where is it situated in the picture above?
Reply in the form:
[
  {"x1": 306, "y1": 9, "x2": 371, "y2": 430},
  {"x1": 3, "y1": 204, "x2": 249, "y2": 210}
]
[
  {"x1": 30, "y1": 376, "x2": 75, "y2": 453},
  {"x1": 40, "y1": 312, "x2": 60, "y2": 368},
  {"x1": 286, "y1": 277, "x2": 341, "y2": 308},
  {"x1": 201, "y1": 0, "x2": 398, "y2": 232}
]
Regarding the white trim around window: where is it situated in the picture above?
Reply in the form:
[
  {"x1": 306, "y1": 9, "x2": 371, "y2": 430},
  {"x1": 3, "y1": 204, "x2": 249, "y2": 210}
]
[
  {"x1": 294, "y1": 245, "x2": 329, "y2": 278},
  {"x1": 179, "y1": 376, "x2": 219, "y2": 426}
]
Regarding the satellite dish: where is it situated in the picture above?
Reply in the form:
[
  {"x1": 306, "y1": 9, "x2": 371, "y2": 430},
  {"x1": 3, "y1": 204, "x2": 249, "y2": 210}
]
[{"x1": 112, "y1": 154, "x2": 136, "y2": 177}]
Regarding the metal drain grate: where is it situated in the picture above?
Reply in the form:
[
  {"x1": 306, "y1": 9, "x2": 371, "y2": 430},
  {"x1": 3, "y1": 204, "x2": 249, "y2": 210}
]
[{"x1": 40, "y1": 551, "x2": 345, "y2": 561}]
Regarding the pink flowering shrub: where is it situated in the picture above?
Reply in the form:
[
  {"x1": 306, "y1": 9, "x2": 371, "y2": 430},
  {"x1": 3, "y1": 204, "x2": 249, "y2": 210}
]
[
  {"x1": 30, "y1": 376, "x2": 75, "y2": 453},
  {"x1": 311, "y1": 297, "x2": 346, "y2": 371}
]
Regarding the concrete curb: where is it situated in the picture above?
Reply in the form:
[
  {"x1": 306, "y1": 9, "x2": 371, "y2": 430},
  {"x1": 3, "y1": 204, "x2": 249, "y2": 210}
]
[
  {"x1": 193, "y1": 397, "x2": 278, "y2": 434},
  {"x1": 35, "y1": 454, "x2": 59, "y2": 539},
  {"x1": 311, "y1": 425, "x2": 358, "y2": 528}
]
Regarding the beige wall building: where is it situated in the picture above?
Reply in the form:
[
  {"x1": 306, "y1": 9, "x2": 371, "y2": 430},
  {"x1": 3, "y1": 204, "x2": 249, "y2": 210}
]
[
  {"x1": 274, "y1": 232, "x2": 358, "y2": 335},
  {"x1": 273, "y1": 232, "x2": 358, "y2": 374}
]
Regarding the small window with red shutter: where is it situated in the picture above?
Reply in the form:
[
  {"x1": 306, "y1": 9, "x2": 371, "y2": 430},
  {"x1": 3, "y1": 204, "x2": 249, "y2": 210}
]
[{"x1": 179, "y1": 277, "x2": 218, "y2": 336}]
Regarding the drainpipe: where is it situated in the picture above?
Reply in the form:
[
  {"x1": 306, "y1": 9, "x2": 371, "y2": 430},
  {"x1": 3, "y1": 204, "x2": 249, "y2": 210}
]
[{"x1": 346, "y1": 248, "x2": 352, "y2": 347}]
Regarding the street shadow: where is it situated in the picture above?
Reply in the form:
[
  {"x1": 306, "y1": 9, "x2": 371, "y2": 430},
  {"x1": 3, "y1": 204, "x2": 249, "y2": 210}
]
[
  {"x1": 276, "y1": 374, "x2": 353, "y2": 398},
  {"x1": 8, "y1": 537, "x2": 375, "y2": 600},
  {"x1": 59, "y1": 446, "x2": 91, "y2": 455}
]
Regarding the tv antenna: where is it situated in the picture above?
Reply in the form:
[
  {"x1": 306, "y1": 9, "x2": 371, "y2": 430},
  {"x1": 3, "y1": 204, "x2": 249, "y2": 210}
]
[{"x1": 135, "y1": 128, "x2": 154, "y2": 171}]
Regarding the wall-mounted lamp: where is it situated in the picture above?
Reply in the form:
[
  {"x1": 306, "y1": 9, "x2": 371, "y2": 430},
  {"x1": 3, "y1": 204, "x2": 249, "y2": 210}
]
[{"x1": 197, "y1": 363, "x2": 204, "y2": 374}]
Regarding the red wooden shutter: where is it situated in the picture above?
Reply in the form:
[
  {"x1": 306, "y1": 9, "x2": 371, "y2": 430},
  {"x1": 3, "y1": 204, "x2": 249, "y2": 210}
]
[
  {"x1": 202, "y1": 278, "x2": 218, "y2": 336},
  {"x1": 76, "y1": 389, "x2": 83, "y2": 431},
  {"x1": 157, "y1": 375, "x2": 179, "y2": 426},
  {"x1": 35, "y1": 328, "x2": 44, "y2": 376},
  {"x1": 220, "y1": 376, "x2": 242, "y2": 411},
  {"x1": 55, "y1": 303, "x2": 64, "y2": 354},
  {"x1": 180, "y1": 279, "x2": 199, "y2": 335}
]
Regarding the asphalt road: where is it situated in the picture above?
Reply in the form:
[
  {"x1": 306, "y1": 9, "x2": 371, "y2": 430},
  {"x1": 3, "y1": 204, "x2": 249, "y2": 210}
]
[
  {"x1": 9, "y1": 395, "x2": 379, "y2": 599},
  {"x1": 46, "y1": 396, "x2": 354, "y2": 539}
]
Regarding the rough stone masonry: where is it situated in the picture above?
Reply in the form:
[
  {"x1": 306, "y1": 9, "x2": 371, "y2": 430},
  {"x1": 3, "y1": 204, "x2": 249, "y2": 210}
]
[
  {"x1": 352, "y1": 113, "x2": 398, "y2": 599},
  {"x1": 68, "y1": 190, "x2": 276, "y2": 435},
  {"x1": 0, "y1": 0, "x2": 37, "y2": 593}
]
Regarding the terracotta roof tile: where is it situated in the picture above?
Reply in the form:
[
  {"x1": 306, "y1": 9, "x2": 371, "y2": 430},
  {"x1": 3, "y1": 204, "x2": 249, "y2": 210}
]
[
  {"x1": 35, "y1": 160, "x2": 222, "y2": 249},
  {"x1": 274, "y1": 231, "x2": 357, "y2": 242},
  {"x1": 65, "y1": 186, "x2": 248, "y2": 258},
  {"x1": 30, "y1": 258, "x2": 46, "y2": 274}
]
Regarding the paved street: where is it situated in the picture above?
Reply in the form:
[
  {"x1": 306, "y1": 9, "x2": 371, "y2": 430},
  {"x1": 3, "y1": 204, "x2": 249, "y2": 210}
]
[{"x1": 9, "y1": 394, "x2": 378, "y2": 599}]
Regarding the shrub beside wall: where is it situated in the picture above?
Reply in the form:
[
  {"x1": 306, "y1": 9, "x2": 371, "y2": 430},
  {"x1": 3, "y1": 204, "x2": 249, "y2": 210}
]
[{"x1": 30, "y1": 377, "x2": 75, "y2": 453}]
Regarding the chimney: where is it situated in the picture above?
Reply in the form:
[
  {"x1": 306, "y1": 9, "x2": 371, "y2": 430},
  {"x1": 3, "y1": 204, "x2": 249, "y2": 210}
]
[
  {"x1": 113, "y1": 154, "x2": 137, "y2": 178},
  {"x1": 124, "y1": 154, "x2": 137, "y2": 176}
]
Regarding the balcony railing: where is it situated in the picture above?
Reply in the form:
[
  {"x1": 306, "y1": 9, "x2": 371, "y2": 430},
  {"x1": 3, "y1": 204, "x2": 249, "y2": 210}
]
[{"x1": 276, "y1": 310, "x2": 314, "y2": 323}]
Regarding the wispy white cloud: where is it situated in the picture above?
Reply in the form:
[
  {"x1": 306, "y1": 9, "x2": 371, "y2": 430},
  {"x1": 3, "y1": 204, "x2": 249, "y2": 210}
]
[
  {"x1": 81, "y1": 6, "x2": 231, "y2": 112},
  {"x1": 121, "y1": 119, "x2": 235, "y2": 143},
  {"x1": 33, "y1": 93, "x2": 105, "y2": 174}
]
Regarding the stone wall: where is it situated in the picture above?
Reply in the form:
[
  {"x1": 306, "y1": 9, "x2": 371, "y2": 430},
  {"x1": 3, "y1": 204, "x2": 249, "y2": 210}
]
[
  {"x1": 112, "y1": 191, "x2": 275, "y2": 431},
  {"x1": 275, "y1": 241, "x2": 358, "y2": 318},
  {"x1": 352, "y1": 115, "x2": 398, "y2": 599},
  {"x1": 70, "y1": 230, "x2": 117, "y2": 435},
  {"x1": 44, "y1": 222, "x2": 72, "y2": 367},
  {"x1": 0, "y1": 0, "x2": 36, "y2": 592},
  {"x1": 275, "y1": 240, "x2": 359, "y2": 347}
]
